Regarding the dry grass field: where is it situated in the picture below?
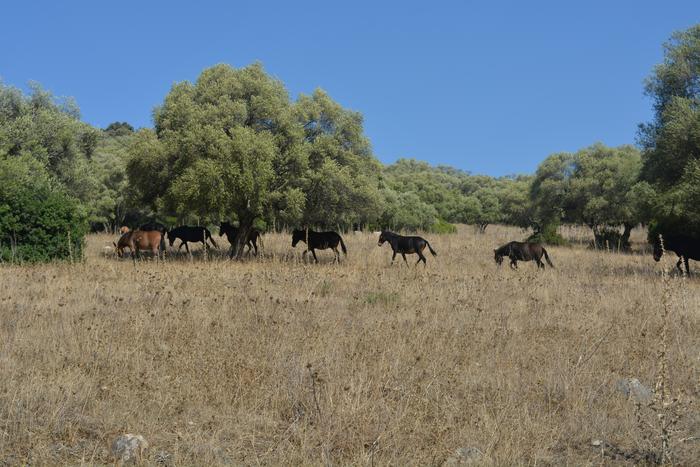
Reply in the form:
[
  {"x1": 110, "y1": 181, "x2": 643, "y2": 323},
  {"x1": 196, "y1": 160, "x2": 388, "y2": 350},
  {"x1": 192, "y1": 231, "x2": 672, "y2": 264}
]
[{"x1": 1, "y1": 225, "x2": 699, "y2": 465}]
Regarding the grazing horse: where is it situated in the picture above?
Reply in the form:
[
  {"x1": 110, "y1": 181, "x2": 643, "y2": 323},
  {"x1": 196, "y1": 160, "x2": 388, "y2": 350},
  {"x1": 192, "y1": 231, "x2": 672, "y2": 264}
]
[
  {"x1": 494, "y1": 241, "x2": 553, "y2": 269},
  {"x1": 167, "y1": 225, "x2": 218, "y2": 254},
  {"x1": 291, "y1": 229, "x2": 347, "y2": 263},
  {"x1": 139, "y1": 222, "x2": 167, "y2": 252},
  {"x1": 219, "y1": 222, "x2": 262, "y2": 256},
  {"x1": 377, "y1": 231, "x2": 437, "y2": 266},
  {"x1": 114, "y1": 230, "x2": 163, "y2": 261},
  {"x1": 132, "y1": 230, "x2": 164, "y2": 261},
  {"x1": 652, "y1": 233, "x2": 700, "y2": 275},
  {"x1": 113, "y1": 231, "x2": 134, "y2": 258}
]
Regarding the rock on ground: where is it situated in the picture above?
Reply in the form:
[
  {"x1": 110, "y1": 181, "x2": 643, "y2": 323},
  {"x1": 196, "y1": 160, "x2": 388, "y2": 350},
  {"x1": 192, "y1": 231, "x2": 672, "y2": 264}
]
[
  {"x1": 111, "y1": 433, "x2": 148, "y2": 464},
  {"x1": 443, "y1": 447, "x2": 484, "y2": 465},
  {"x1": 616, "y1": 377, "x2": 653, "y2": 403}
]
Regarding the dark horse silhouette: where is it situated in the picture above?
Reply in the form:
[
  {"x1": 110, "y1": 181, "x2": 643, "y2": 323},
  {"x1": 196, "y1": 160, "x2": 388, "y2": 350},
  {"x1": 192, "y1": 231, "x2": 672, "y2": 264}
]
[
  {"x1": 652, "y1": 233, "x2": 700, "y2": 275},
  {"x1": 167, "y1": 225, "x2": 218, "y2": 254},
  {"x1": 377, "y1": 231, "x2": 437, "y2": 266},
  {"x1": 292, "y1": 229, "x2": 347, "y2": 263},
  {"x1": 139, "y1": 222, "x2": 168, "y2": 234},
  {"x1": 219, "y1": 222, "x2": 261, "y2": 257},
  {"x1": 494, "y1": 241, "x2": 553, "y2": 269}
]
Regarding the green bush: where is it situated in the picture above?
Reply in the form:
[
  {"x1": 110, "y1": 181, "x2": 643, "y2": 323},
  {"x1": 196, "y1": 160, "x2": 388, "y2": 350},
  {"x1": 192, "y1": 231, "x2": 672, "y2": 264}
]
[
  {"x1": 428, "y1": 218, "x2": 457, "y2": 234},
  {"x1": 527, "y1": 222, "x2": 567, "y2": 246},
  {"x1": 0, "y1": 156, "x2": 88, "y2": 263}
]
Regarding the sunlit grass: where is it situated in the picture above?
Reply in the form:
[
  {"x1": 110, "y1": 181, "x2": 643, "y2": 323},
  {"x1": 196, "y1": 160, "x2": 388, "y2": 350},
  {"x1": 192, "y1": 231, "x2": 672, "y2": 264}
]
[{"x1": 0, "y1": 225, "x2": 697, "y2": 465}]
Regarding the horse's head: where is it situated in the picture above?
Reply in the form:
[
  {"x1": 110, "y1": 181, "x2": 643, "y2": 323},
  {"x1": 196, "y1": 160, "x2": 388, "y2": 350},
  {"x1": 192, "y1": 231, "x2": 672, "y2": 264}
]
[
  {"x1": 291, "y1": 230, "x2": 304, "y2": 247},
  {"x1": 377, "y1": 231, "x2": 388, "y2": 246},
  {"x1": 494, "y1": 249, "x2": 504, "y2": 266},
  {"x1": 167, "y1": 230, "x2": 176, "y2": 247},
  {"x1": 219, "y1": 221, "x2": 230, "y2": 237}
]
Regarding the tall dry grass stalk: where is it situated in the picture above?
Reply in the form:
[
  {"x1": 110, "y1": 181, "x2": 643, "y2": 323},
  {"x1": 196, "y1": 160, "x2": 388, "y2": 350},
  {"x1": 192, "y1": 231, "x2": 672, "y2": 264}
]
[
  {"x1": 0, "y1": 226, "x2": 698, "y2": 465},
  {"x1": 631, "y1": 235, "x2": 693, "y2": 465}
]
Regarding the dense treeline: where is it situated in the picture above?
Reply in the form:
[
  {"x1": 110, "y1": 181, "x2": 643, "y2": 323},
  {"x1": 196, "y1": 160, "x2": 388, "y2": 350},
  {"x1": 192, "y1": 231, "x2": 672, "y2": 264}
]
[{"x1": 1, "y1": 25, "x2": 699, "y2": 261}]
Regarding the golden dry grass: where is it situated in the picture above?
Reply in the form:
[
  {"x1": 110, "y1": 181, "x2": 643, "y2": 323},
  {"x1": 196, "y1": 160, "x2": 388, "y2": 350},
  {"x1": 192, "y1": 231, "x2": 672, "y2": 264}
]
[{"x1": 1, "y1": 225, "x2": 698, "y2": 465}]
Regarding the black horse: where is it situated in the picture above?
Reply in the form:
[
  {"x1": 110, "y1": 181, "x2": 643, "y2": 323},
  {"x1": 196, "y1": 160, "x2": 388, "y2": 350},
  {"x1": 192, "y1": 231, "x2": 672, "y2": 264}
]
[
  {"x1": 219, "y1": 222, "x2": 262, "y2": 257},
  {"x1": 494, "y1": 241, "x2": 553, "y2": 269},
  {"x1": 139, "y1": 222, "x2": 168, "y2": 234},
  {"x1": 167, "y1": 225, "x2": 218, "y2": 254},
  {"x1": 652, "y1": 233, "x2": 699, "y2": 275},
  {"x1": 377, "y1": 231, "x2": 437, "y2": 266},
  {"x1": 291, "y1": 229, "x2": 347, "y2": 263}
]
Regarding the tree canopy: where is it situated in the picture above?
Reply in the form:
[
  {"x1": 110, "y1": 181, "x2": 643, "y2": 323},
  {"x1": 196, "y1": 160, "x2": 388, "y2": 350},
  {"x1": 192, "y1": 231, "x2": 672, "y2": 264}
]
[
  {"x1": 126, "y1": 63, "x2": 384, "y2": 256},
  {"x1": 639, "y1": 24, "x2": 700, "y2": 237}
]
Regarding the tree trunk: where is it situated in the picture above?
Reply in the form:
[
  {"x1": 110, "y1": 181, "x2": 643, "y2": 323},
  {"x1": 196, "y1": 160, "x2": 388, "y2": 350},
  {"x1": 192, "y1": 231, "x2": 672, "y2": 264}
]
[
  {"x1": 230, "y1": 216, "x2": 254, "y2": 259},
  {"x1": 621, "y1": 222, "x2": 633, "y2": 251}
]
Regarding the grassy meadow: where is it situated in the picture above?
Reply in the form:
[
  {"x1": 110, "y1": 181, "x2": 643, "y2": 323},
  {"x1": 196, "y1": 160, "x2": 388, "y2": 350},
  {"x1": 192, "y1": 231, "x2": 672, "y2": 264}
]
[{"x1": 1, "y1": 226, "x2": 699, "y2": 465}]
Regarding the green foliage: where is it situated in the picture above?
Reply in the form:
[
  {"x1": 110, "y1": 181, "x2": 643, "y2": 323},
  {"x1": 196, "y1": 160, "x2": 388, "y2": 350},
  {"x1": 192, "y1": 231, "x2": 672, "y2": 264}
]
[
  {"x1": 640, "y1": 24, "x2": 700, "y2": 237},
  {"x1": 0, "y1": 81, "x2": 99, "y2": 201},
  {"x1": 104, "y1": 121, "x2": 134, "y2": 137},
  {"x1": 379, "y1": 189, "x2": 438, "y2": 231},
  {"x1": 87, "y1": 131, "x2": 139, "y2": 230},
  {"x1": 0, "y1": 155, "x2": 87, "y2": 263},
  {"x1": 529, "y1": 144, "x2": 641, "y2": 247},
  {"x1": 296, "y1": 89, "x2": 384, "y2": 228},
  {"x1": 381, "y1": 158, "x2": 529, "y2": 232},
  {"x1": 429, "y1": 218, "x2": 457, "y2": 234}
]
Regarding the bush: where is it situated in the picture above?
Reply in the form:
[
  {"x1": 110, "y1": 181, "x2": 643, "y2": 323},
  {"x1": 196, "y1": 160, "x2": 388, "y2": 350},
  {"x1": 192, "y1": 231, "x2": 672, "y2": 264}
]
[
  {"x1": 592, "y1": 227, "x2": 630, "y2": 252},
  {"x1": 0, "y1": 156, "x2": 88, "y2": 263},
  {"x1": 527, "y1": 222, "x2": 567, "y2": 246},
  {"x1": 428, "y1": 218, "x2": 457, "y2": 234}
]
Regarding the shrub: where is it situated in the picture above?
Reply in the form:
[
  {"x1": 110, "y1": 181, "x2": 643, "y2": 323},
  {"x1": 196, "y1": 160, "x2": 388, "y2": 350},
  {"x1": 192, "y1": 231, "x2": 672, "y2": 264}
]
[
  {"x1": 428, "y1": 218, "x2": 457, "y2": 234},
  {"x1": 527, "y1": 222, "x2": 567, "y2": 245},
  {"x1": 0, "y1": 155, "x2": 88, "y2": 263}
]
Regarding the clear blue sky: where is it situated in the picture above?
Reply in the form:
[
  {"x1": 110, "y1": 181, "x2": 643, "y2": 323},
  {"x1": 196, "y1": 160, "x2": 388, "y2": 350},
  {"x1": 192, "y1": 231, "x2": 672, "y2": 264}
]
[{"x1": 1, "y1": 1, "x2": 698, "y2": 175}]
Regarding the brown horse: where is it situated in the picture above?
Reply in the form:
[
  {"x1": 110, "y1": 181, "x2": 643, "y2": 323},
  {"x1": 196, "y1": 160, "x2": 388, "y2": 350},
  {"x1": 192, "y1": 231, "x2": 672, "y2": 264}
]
[
  {"x1": 494, "y1": 241, "x2": 554, "y2": 269},
  {"x1": 113, "y1": 231, "x2": 134, "y2": 258},
  {"x1": 114, "y1": 230, "x2": 164, "y2": 261}
]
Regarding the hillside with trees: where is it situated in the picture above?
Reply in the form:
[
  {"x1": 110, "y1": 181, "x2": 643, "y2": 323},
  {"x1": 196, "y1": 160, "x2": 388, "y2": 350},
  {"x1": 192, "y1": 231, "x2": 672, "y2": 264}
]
[{"x1": 2, "y1": 24, "x2": 700, "y2": 261}]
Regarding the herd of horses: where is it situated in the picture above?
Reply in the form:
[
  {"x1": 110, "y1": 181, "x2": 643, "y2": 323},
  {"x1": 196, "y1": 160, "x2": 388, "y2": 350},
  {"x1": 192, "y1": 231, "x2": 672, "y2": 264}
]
[{"x1": 112, "y1": 222, "x2": 699, "y2": 274}]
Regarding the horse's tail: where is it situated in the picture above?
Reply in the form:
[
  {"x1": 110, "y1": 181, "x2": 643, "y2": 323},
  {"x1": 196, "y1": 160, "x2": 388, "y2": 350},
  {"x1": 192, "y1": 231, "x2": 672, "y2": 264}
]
[
  {"x1": 206, "y1": 228, "x2": 218, "y2": 248},
  {"x1": 426, "y1": 240, "x2": 437, "y2": 257},
  {"x1": 542, "y1": 247, "x2": 554, "y2": 268},
  {"x1": 159, "y1": 232, "x2": 166, "y2": 256},
  {"x1": 339, "y1": 236, "x2": 347, "y2": 255}
]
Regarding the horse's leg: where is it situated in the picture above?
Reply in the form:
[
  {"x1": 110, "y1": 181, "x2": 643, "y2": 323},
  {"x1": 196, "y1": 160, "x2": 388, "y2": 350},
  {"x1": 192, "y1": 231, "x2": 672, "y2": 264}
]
[
  {"x1": 510, "y1": 258, "x2": 518, "y2": 269},
  {"x1": 332, "y1": 247, "x2": 340, "y2": 263},
  {"x1": 391, "y1": 251, "x2": 397, "y2": 264},
  {"x1": 684, "y1": 256, "x2": 690, "y2": 276},
  {"x1": 311, "y1": 249, "x2": 319, "y2": 263},
  {"x1": 401, "y1": 253, "x2": 408, "y2": 266},
  {"x1": 676, "y1": 256, "x2": 683, "y2": 274},
  {"x1": 416, "y1": 250, "x2": 427, "y2": 266}
]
